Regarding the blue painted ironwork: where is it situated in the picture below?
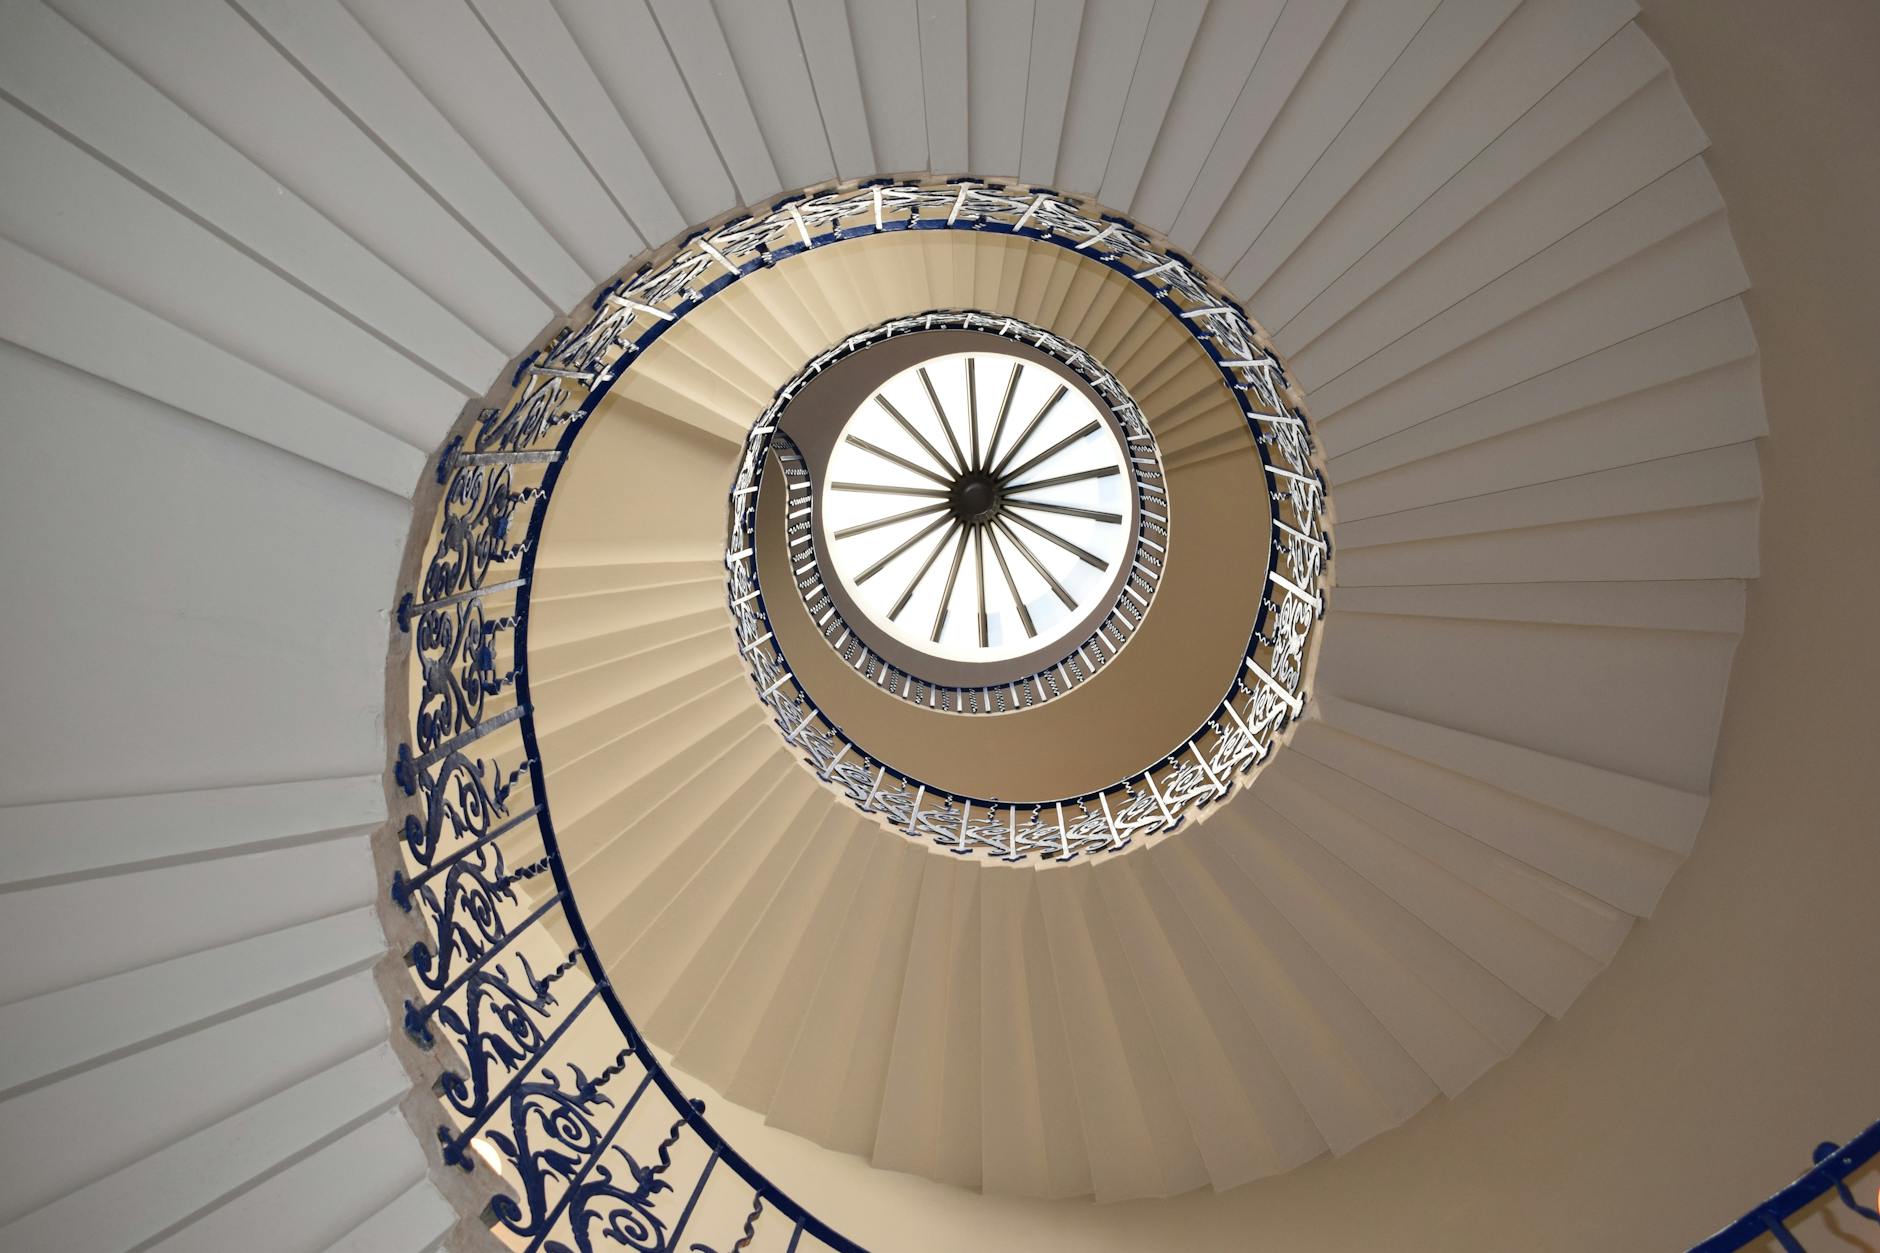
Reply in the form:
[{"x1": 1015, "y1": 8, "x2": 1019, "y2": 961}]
[
  {"x1": 383, "y1": 176, "x2": 1327, "y2": 1247},
  {"x1": 1689, "y1": 1119, "x2": 1880, "y2": 1252}
]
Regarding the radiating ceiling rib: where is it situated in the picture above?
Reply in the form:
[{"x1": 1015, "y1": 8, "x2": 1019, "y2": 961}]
[
  {"x1": 1254, "y1": 763, "x2": 1601, "y2": 1015},
  {"x1": 1220, "y1": 0, "x2": 1532, "y2": 294},
  {"x1": 965, "y1": 0, "x2": 1032, "y2": 176},
  {"x1": 613, "y1": 766, "x2": 818, "y2": 1019},
  {"x1": 1017, "y1": 0, "x2": 1082, "y2": 184},
  {"x1": 1314, "y1": 220, "x2": 1748, "y2": 460},
  {"x1": 0, "y1": 270, "x2": 420, "y2": 496},
  {"x1": 646, "y1": 789, "x2": 841, "y2": 1046},
  {"x1": 722, "y1": 829, "x2": 880, "y2": 1112},
  {"x1": 559, "y1": 716, "x2": 779, "y2": 899},
  {"x1": 0, "y1": 101, "x2": 463, "y2": 449},
  {"x1": 155, "y1": 0, "x2": 584, "y2": 323},
  {"x1": 1194, "y1": 0, "x2": 1437, "y2": 275},
  {"x1": 576, "y1": 727, "x2": 788, "y2": 961},
  {"x1": 1167, "y1": 0, "x2": 1348, "y2": 247},
  {"x1": 1127, "y1": 0, "x2": 1286, "y2": 233},
  {"x1": 705, "y1": 0, "x2": 837, "y2": 192},
  {"x1": 1035, "y1": 869, "x2": 1177, "y2": 1201},
  {"x1": 1092, "y1": 857, "x2": 1274, "y2": 1190},
  {"x1": 466, "y1": 0, "x2": 686, "y2": 245},
  {"x1": 1304, "y1": 159, "x2": 1734, "y2": 414},
  {"x1": 551, "y1": 0, "x2": 739, "y2": 225},
  {"x1": 335, "y1": 0, "x2": 641, "y2": 278},
  {"x1": 846, "y1": 0, "x2": 928, "y2": 172},
  {"x1": 791, "y1": 0, "x2": 879, "y2": 179},
  {"x1": 769, "y1": 841, "x2": 927, "y2": 1154},
  {"x1": 0, "y1": 0, "x2": 506, "y2": 392},
  {"x1": 1050, "y1": 0, "x2": 1153, "y2": 194},
  {"x1": 1332, "y1": 354, "x2": 1764, "y2": 519},
  {"x1": 1093, "y1": 0, "x2": 1207, "y2": 212},
  {"x1": 651, "y1": 0, "x2": 787, "y2": 201},
  {"x1": 1276, "y1": 28, "x2": 1696, "y2": 347},
  {"x1": 917, "y1": 0, "x2": 969, "y2": 171},
  {"x1": 1246, "y1": 0, "x2": 1638, "y2": 331},
  {"x1": 1205, "y1": 807, "x2": 1513, "y2": 1095}
]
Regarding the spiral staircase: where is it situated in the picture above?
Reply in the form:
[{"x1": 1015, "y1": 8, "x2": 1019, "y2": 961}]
[{"x1": 2, "y1": 2, "x2": 1877, "y2": 1252}]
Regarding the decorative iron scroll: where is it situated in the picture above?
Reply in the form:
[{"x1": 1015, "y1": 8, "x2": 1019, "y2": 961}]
[
  {"x1": 385, "y1": 178, "x2": 1329, "y2": 1250},
  {"x1": 1688, "y1": 1118, "x2": 1880, "y2": 1252},
  {"x1": 765, "y1": 310, "x2": 1167, "y2": 714}
]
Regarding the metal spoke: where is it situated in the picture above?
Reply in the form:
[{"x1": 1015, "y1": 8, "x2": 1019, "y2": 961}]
[
  {"x1": 889, "y1": 521, "x2": 961, "y2": 621},
  {"x1": 966, "y1": 359, "x2": 980, "y2": 473},
  {"x1": 844, "y1": 434, "x2": 952, "y2": 488},
  {"x1": 989, "y1": 384, "x2": 1069, "y2": 480},
  {"x1": 832, "y1": 501, "x2": 949, "y2": 540},
  {"x1": 1004, "y1": 498, "x2": 1122, "y2": 525},
  {"x1": 919, "y1": 367, "x2": 970, "y2": 476},
  {"x1": 998, "y1": 419, "x2": 1101, "y2": 485},
  {"x1": 1003, "y1": 509, "x2": 1109, "y2": 570},
  {"x1": 980, "y1": 363, "x2": 1024, "y2": 475},
  {"x1": 875, "y1": 395, "x2": 960, "y2": 477},
  {"x1": 855, "y1": 512, "x2": 953, "y2": 584},
  {"x1": 931, "y1": 525, "x2": 971, "y2": 642},
  {"x1": 1003, "y1": 465, "x2": 1121, "y2": 494},
  {"x1": 993, "y1": 517, "x2": 1078, "y2": 609},
  {"x1": 825, "y1": 345, "x2": 1147, "y2": 660},
  {"x1": 986, "y1": 524, "x2": 1037, "y2": 637},
  {"x1": 973, "y1": 526, "x2": 988, "y2": 647},
  {"x1": 831, "y1": 481, "x2": 951, "y2": 498}
]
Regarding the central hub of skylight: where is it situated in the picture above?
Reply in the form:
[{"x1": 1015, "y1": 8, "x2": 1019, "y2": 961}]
[{"x1": 821, "y1": 349, "x2": 1135, "y2": 666}]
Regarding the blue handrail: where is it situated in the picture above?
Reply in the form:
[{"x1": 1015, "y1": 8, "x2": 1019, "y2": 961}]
[{"x1": 1690, "y1": 1119, "x2": 1880, "y2": 1251}]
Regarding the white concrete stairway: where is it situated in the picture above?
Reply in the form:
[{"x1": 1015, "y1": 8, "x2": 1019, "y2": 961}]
[{"x1": 0, "y1": 0, "x2": 1763, "y2": 1243}]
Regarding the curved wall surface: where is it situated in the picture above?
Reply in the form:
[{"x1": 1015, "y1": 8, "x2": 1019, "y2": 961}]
[{"x1": 0, "y1": 0, "x2": 1871, "y2": 1250}]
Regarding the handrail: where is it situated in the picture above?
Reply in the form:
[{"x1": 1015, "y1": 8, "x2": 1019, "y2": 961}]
[
  {"x1": 1689, "y1": 1119, "x2": 1880, "y2": 1252},
  {"x1": 717, "y1": 182, "x2": 1332, "y2": 862},
  {"x1": 380, "y1": 175, "x2": 1327, "y2": 1249}
]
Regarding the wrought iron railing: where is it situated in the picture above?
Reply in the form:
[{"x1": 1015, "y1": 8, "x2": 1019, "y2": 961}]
[
  {"x1": 379, "y1": 176, "x2": 1327, "y2": 1248},
  {"x1": 1690, "y1": 1119, "x2": 1880, "y2": 1252},
  {"x1": 720, "y1": 182, "x2": 1331, "y2": 862}
]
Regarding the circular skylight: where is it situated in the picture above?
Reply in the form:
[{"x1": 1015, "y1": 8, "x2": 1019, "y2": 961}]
[{"x1": 820, "y1": 349, "x2": 1135, "y2": 665}]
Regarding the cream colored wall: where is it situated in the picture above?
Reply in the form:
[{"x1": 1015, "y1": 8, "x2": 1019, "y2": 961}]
[{"x1": 658, "y1": 3, "x2": 1880, "y2": 1249}]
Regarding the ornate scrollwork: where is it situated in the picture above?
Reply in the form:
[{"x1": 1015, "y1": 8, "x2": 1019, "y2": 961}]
[
  {"x1": 705, "y1": 181, "x2": 1331, "y2": 861},
  {"x1": 388, "y1": 175, "x2": 1325, "y2": 1249}
]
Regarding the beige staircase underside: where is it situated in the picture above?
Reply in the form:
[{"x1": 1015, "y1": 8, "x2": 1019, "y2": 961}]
[{"x1": 526, "y1": 129, "x2": 1760, "y2": 1202}]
